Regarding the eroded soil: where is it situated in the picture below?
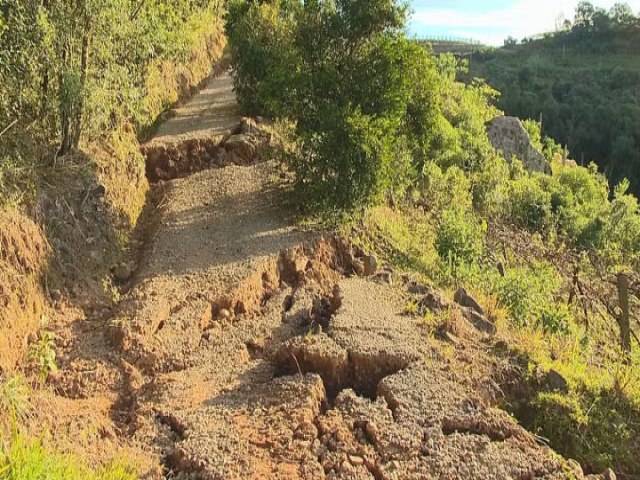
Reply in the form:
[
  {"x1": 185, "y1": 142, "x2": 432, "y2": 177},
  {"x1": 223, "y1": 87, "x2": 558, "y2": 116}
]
[{"x1": 43, "y1": 71, "x2": 603, "y2": 479}]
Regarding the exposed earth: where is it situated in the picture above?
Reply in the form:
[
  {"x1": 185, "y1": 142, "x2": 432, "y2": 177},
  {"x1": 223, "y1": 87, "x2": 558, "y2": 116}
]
[{"x1": 42, "y1": 71, "x2": 614, "y2": 479}]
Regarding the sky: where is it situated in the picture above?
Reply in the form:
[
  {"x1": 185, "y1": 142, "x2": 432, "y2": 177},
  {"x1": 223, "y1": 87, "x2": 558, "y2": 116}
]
[{"x1": 408, "y1": 0, "x2": 640, "y2": 46}]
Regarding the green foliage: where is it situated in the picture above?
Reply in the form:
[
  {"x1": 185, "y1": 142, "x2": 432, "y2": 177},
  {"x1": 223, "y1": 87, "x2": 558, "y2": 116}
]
[
  {"x1": 608, "y1": 179, "x2": 640, "y2": 256},
  {"x1": 435, "y1": 206, "x2": 484, "y2": 266},
  {"x1": 507, "y1": 172, "x2": 553, "y2": 231},
  {"x1": 419, "y1": 162, "x2": 472, "y2": 212},
  {"x1": 227, "y1": 0, "x2": 500, "y2": 211},
  {"x1": 531, "y1": 388, "x2": 640, "y2": 473},
  {"x1": 0, "y1": 0, "x2": 219, "y2": 166},
  {"x1": 489, "y1": 261, "x2": 564, "y2": 329},
  {"x1": 471, "y1": 2, "x2": 640, "y2": 194},
  {"x1": 27, "y1": 329, "x2": 57, "y2": 383},
  {"x1": 0, "y1": 375, "x2": 31, "y2": 424},
  {"x1": 0, "y1": 434, "x2": 135, "y2": 480},
  {"x1": 225, "y1": 0, "x2": 300, "y2": 117}
]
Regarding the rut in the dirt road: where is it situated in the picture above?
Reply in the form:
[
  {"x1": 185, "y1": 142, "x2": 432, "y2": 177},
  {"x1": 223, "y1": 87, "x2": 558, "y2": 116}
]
[{"x1": 52, "y1": 69, "x2": 597, "y2": 480}]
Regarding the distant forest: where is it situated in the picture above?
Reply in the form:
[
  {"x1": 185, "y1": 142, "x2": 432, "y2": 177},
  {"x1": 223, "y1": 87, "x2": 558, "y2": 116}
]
[{"x1": 470, "y1": 2, "x2": 640, "y2": 194}]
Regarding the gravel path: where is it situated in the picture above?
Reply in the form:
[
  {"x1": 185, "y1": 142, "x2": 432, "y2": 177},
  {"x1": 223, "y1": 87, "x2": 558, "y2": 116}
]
[{"x1": 147, "y1": 71, "x2": 240, "y2": 146}]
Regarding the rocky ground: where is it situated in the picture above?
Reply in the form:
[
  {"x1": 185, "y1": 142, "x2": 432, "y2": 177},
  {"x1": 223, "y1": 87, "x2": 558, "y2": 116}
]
[{"x1": 42, "y1": 71, "x2": 616, "y2": 479}]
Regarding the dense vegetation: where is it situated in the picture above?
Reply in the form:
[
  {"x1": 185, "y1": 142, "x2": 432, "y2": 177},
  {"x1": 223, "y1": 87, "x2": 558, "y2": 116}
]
[
  {"x1": 227, "y1": 0, "x2": 640, "y2": 473},
  {"x1": 469, "y1": 1, "x2": 640, "y2": 194},
  {"x1": 0, "y1": 0, "x2": 223, "y2": 206}
]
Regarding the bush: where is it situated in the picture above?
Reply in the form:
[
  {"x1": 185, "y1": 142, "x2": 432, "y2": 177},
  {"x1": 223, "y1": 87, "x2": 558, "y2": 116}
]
[
  {"x1": 227, "y1": 0, "x2": 499, "y2": 212},
  {"x1": 607, "y1": 179, "x2": 640, "y2": 257},
  {"x1": 1, "y1": 1, "x2": 223, "y2": 162},
  {"x1": 471, "y1": 153, "x2": 511, "y2": 216},
  {"x1": 435, "y1": 206, "x2": 485, "y2": 266},
  {"x1": 419, "y1": 163, "x2": 472, "y2": 212},
  {"x1": 225, "y1": 0, "x2": 300, "y2": 117},
  {"x1": 531, "y1": 389, "x2": 640, "y2": 473},
  {"x1": 507, "y1": 173, "x2": 553, "y2": 231},
  {"x1": 490, "y1": 261, "x2": 564, "y2": 329}
]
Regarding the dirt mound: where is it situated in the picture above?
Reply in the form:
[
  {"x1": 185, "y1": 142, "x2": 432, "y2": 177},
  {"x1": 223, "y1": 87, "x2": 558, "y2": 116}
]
[{"x1": 0, "y1": 208, "x2": 49, "y2": 373}]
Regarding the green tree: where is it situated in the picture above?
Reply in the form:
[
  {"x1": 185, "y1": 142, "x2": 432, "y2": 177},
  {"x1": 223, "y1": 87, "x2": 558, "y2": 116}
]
[
  {"x1": 575, "y1": 1, "x2": 596, "y2": 31},
  {"x1": 610, "y1": 2, "x2": 636, "y2": 27},
  {"x1": 228, "y1": 0, "x2": 452, "y2": 211}
]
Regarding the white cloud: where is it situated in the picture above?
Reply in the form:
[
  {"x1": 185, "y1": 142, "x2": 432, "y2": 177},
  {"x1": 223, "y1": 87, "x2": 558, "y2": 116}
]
[{"x1": 411, "y1": 0, "x2": 640, "y2": 45}]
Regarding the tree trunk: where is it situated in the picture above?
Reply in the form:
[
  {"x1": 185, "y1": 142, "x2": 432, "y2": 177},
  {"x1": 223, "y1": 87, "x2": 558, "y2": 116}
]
[
  {"x1": 58, "y1": 40, "x2": 72, "y2": 159},
  {"x1": 617, "y1": 272, "x2": 631, "y2": 356},
  {"x1": 71, "y1": 24, "x2": 91, "y2": 150}
]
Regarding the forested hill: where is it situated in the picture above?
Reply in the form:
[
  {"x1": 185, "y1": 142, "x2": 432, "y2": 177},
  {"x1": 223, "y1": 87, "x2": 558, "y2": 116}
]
[{"x1": 468, "y1": 3, "x2": 640, "y2": 194}]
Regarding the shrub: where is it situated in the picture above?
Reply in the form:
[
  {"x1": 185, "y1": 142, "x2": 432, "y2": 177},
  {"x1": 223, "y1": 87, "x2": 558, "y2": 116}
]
[
  {"x1": 531, "y1": 389, "x2": 639, "y2": 473},
  {"x1": 507, "y1": 173, "x2": 553, "y2": 231},
  {"x1": 538, "y1": 302, "x2": 572, "y2": 335},
  {"x1": 607, "y1": 179, "x2": 640, "y2": 257},
  {"x1": 225, "y1": 0, "x2": 300, "y2": 118},
  {"x1": 435, "y1": 206, "x2": 485, "y2": 266},
  {"x1": 471, "y1": 153, "x2": 511, "y2": 216},
  {"x1": 227, "y1": 0, "x2": 499, "y2": 212},
  {"x1": 419, "y1": 163, "x2": 472, "y2": 212},
  {"x1": 490, "y1": 261, "x2": 563, "y2": 329}
]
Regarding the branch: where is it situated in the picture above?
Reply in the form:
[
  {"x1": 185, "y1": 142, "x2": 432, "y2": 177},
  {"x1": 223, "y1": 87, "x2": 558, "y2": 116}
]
[
  {"x1": 130, "y1": 0, "x2": 146, "y2": 21},
  {"x1": 0, "y1": 119, "x2": 18, "y2": 138}
]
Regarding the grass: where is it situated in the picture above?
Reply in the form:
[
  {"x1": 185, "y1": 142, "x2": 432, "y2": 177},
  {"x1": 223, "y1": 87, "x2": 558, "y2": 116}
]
[
  {"x1": 0, "y1": 376, "x2": 135, "y2": 480},
  {"x1": 0, "y1": 434, "x2": 135, "y2": 480}
]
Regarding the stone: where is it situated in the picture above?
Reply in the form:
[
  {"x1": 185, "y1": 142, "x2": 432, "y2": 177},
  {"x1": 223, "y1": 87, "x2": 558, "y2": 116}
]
[
  {"x1": 239, "y1": 117, "x2": 260, "y2": 135},
  {"x1": 352, "y1": 259, "x2": 365, "y2": 277},
  {"x1": 407, "y1": 281, "x2": 431, "y2": 295},
  {"x1": 363, "y1": 255, "x2": 378, "y2": 276},
  {"x1": 113, "y1": 263, "x2": 132, "y2": 283},
  {"x1": 604, "y1": 468, "x2": 617, "y2": 480},
  {"x1": 419, "y1": 291, "x2": 450, "y2": 313},
  {"x1": 461, "y1": 308, "x2": 497, "y2": 335},
  {"x1": 255, "y1": 116, "x2": 265, "y2": 124},
  {"x1": 486, "y1": 116, "x2": 551, "y2": 174},
  {"x1": 453, "y1": 287, "x2": 484, "y2": 315},
  {"x1": 546, "y1": 369, "x2": 569, "y2": 393},
  {"x1": 443, "y1": 331, "x2": 461, "y2": 346},
  {"x1": 373, "y1": 272, "x2": 393, "y2": 285},
  {"x1": 224, "y1": 134, "x2": 257, "y2": 162}
]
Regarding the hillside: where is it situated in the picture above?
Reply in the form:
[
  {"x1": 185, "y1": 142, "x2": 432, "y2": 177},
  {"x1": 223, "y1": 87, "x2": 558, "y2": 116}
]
[
  {"x1": 1, "y1": 1, "x2": 640, "y2": 479},
  {"x1": 469, "y1": 26, "x2": 640, "y2": 193}
]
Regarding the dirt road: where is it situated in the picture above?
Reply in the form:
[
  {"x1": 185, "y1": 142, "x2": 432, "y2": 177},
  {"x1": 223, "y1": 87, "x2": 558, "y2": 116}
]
[{"x1": 49, "y1": 71, "x2": 595, "y2": 479}]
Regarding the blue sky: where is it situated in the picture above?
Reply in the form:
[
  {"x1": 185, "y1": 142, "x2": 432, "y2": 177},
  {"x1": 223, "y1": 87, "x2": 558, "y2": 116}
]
[{"x1": 408, "y1": 0, "x2": 640, "y2": 45}]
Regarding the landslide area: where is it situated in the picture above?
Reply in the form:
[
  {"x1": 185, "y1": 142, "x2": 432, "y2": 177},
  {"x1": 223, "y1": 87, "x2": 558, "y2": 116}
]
[{"x1": 23, "y1": 71, "x2": 610, "y2": 479}]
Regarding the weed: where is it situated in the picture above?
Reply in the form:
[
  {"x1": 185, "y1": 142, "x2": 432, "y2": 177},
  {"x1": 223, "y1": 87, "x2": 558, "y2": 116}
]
[
  {"x1": 28, "y1": 319, "x2": 57, "y2": 384},
  {"x1": 0, "y1": 375, "x2": 31, "y2": 426},
  {"x1": 0, "y1": 433, "x2": 135, "y2": 480},
  {"x1": 403, "y1": 300, "x2": 419, "y2": 315}
]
